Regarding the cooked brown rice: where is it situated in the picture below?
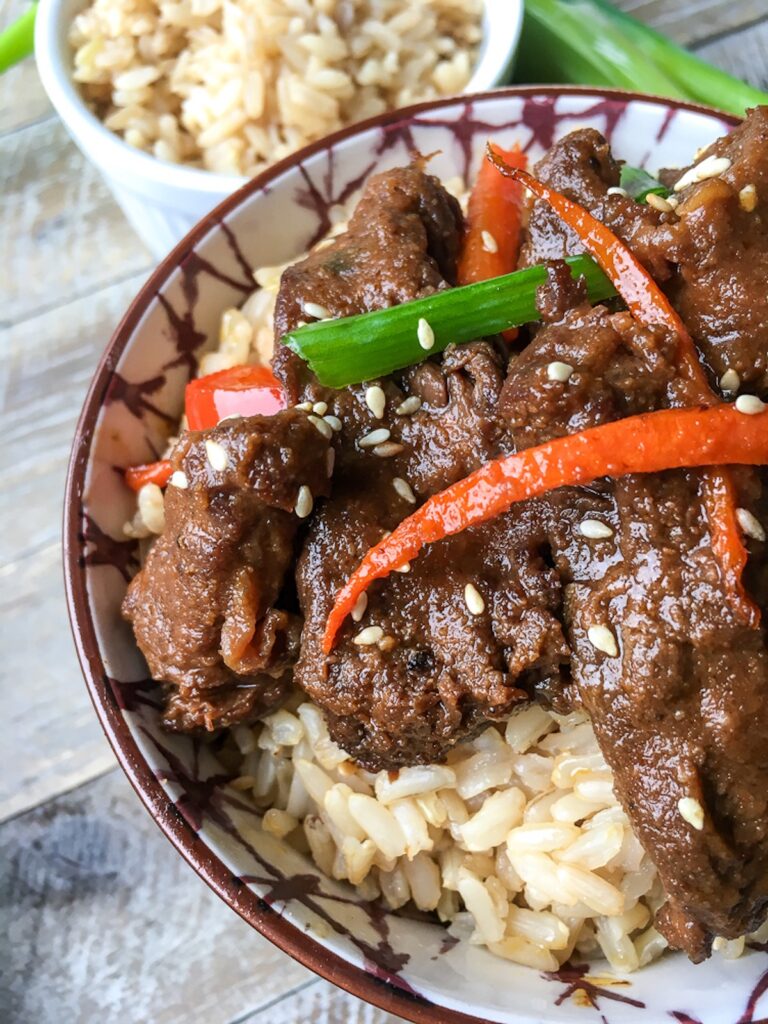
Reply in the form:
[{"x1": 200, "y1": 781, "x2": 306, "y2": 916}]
[{"x1": 69, "y1": 0, "x2": 483, "y2": 176}]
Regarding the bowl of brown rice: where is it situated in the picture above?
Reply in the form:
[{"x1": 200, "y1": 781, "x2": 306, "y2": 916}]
[
  {"x1": 64, "y1": 86, "x2": 768, "y2": 1024},
  {"x1": 35, "y1": 0, "x2": 522, "y2": 257}
]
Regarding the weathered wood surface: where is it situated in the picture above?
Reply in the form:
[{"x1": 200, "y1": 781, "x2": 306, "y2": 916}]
[{"x1": 1, "y1": 1, "x2": 765, "y2": 1022}]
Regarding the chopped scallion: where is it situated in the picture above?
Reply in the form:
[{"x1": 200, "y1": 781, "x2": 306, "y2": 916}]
[{"x1": 619, "y1": 165, "x2": 670, "y2": 202}]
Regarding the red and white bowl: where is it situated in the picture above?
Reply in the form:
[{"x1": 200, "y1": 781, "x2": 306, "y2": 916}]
[{"x1": 64, "y1": 87, "x2": 767, "y2": 1024}]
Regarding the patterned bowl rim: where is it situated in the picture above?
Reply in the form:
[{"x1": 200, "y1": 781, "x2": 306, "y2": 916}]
[{"x1": 63, "y1": 85, "x2": 741, "y2": 1024}]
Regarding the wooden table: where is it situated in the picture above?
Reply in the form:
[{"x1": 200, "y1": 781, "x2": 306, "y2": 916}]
[{"x1": 2, "y1": 2, "x2": 766, "y2": 1020}]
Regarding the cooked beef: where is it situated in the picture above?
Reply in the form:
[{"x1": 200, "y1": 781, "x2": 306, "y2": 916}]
[
  {"x1": 272, "y1": 165, "x2": 567, "y2": 768},
  {"x1": 654, "y1": 106, "x2": 768, "y2": 394},
  {"x1": 501, "y1": 294, "x2": 768, "y2": 959},
  {"x1": 122, "y1": 409, "x2": 332, "y2": 731}
]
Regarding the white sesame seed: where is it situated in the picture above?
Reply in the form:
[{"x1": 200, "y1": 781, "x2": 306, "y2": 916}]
[
  {"x1": 312, "y1": 401, "x2": 328, "y2": 416},
  {"x1": 737, "y1": 508, "x2": 766, "y2": 542},
  {"x1": 606, "y1": 186, "x2": 628, "y2": 197},
  {"x1": 359, "y1": 427, "x2": 391, "y2": 448},
  {"x1": 735, "y1": 394, "x2": 766, "y2": 415},
  {"x1": 674, "y1": 155, "x2": 731, "y2": 192},
  {"x1": 587, "y1": 625, "x2": 618, "y2": 657},
  {"x1": 720, "y1": 368, "x2": 740, "y2": 392},
  {"x1": 324, "y1": 414, "x2": 342, "y2": 432},
  {"x1": 396, "y1": 396, "x2": 422, "y2": 416},
  {"x1": 204, "y1": 439, "x2": 229, "y2": 472},
  {"x1": 392, "y1": 477, "x2": 417, "y2": 504},
  {"x1": 547, "y1": 361, "x2": 574, "y2": 383},
  {"x1": 303, "y1": 301, "x2": 331, "y2": 320},
  {"x1": 645, "y1": 192, "x2": 673, "y2": 213},
  {"x1": 464, "y1": 583, "x2": 485, "y2": 616},
  {"x1": 326, "y1": 448, "x2": 335, "y2": 476},
  {"x1": 351, "y1": 592, "x2": 368, "y2": 622},
  {"x1": 666, "y1": 195, "x2": 680, "y2": 209},
  {"x1": 417, "y1": 317, "x2": 435, "y2": 351},
  {"x1": 481, "y1": 230, "x2": 498, "y2": 253},
  {"x1": 365, "y1": 385, "x2": 386, "y2": 419},
  {"x1": 353, "y1": 625, "x2": 384, "y2": 646},
  {"x1": 394, "y1": 562, "x2": 411, "y2": 573},
  {"x1": 579, "y1": 519, "x2": 614, "y2": 539},
  {"x1": 678, "y1": 796, "x2": 704, "y2": 830},
  {"x1": 295, "y1": 401, "x2": 313, "y2": 412},
  {"x1": 739, "y1": 184, "x2": 758, "y2": 212},
  {"x1": 373, "y1": 442, "x2": 405, "y2": 458},
  {"x1": 294, "y1": 485, "x2": 313, "y2": 519},
  {"x1": 169, "y1": 471, "x2": 188, "y2": 489},
  {"x1": 308, "y1": 414, "x2": 333, "y2": 439}
]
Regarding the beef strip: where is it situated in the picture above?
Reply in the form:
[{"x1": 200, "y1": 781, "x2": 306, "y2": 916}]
[
  {"x1": 122, "y1": 409, "x2": 332, "y2": 731},
  {"x1": 272, "y1": 166, "x2": 568, "y2": 768},
  {"x1": 500, "y1": 284, "x2": 768, "y2": 959},
  {"x1": 654, "y1": 106, "x2": 768, "y2": 394}
]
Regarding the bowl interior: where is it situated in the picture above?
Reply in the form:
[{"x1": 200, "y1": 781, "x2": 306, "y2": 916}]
[{"x1": 65, "y1": 89, "x2": 768, "y2": 1024}]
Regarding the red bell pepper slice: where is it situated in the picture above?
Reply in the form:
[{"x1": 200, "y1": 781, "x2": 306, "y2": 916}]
[
  {"x1": 323, "y1": 404, "x2": 768, "y2": 653},
  {"x1": 185, "y1": 364, "x2": 285, "y2": 431},
  {"x1": 486, "y1": 151, "x2": 754, "y2": 627},
  {"x1": 125, "y1": 460, "x2": 172, "y2": 492}
]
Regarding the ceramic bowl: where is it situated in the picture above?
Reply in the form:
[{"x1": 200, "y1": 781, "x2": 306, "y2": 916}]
[
  {"x1": 64, "y1": 87, "x2": 767, "y2": 1024},
  {"x1": 34, "y1": 0, "x2": 523, "y2": 258}
]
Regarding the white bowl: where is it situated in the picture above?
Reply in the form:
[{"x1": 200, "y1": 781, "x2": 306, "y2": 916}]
[
  {"x1": 64, "y1": 87, "x2": 763, "y2": 1024},
  {"x1": 35, "y1": 0, "x2": 523, "y2": 258}
]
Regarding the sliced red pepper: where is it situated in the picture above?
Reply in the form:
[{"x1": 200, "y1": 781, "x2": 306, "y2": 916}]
[
  {"x1": 323, "y1": 404, "x2": 768, "y2": 653},
  {"x1": 458, "y1": 142, "x2": 527, "y2": 342},
  {"x1": 487, "y1": 150, "x2": 755, "y2": 626},
  {"x1": 125, "y1": 460, "x2": 172, "y2": 492},
  {"x1": 185, "y1": 364, "x2": 285, "y2": 431}
]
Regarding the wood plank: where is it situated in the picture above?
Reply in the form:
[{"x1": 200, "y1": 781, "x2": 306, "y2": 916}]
[
  {"x1": 0, "y1": 769, "x2": 315, "y2": 1024},
  {"x1": 694, "y1": 17, "x2": 768, "y2": 90},
  {"x1": 615, "y1": 0, "x2": 766, "y2": 46},
  {"x1": 0, "y1": 0, "x2": 53, "y2": 135},
  {"x1": 1, "y1": 117, "x2": 151, "y2": 329},
  {"x1": 0, "y1": 273, "x2": 150, "y2": 821}
]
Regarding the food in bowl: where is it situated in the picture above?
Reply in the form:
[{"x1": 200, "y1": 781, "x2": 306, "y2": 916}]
[
  {"x1": 68, "y1": 0, "x2": 482, "y2": 175},
  {"x1": 120, "y1": 104, "x2": 768, "y2": 975}
]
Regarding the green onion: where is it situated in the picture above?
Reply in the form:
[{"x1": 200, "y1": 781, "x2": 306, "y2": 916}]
[
  {"x1": 0, "y1": 3, "x2": 37, "y2": 75},
  {"x1": 281, "y1": 255, "x2": 616, "y2": 388},
  {"x1": 619, "y1": 165, "x2": 670, "y2": 202},
  {"x1": 516, "y1": 0, "x2": 768, "y2": 118}
]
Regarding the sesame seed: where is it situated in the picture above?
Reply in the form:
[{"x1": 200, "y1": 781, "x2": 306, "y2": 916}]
[
  {"x1": 720, "y1": 368, "x2": 740, "y2": 392},
  {"x1": 312, "y1": 401, "x2": 328, "y2": 416},
  {"x1": 678, "y1": 796, "x2": 704, "y2": 830},
  {"x1": 606, "y1": 186, "x2": 628, "y2": 197},
  {"x1": 666, "y1": 195, "x2": 680, "y2": 209},
  {"x1": 351, "y1": 592, "x2": 368, "y2": 622},
  {"x1": 365, "y1": 385, "x2": 386, "y2": 419},
  {"x1": 303, "y1": 301, "x2": 331, "y2": 320},
  {"x1": 324, "y1": 414, "x2": 342, "y2": 432},
  {"x1": 464, "y1": 583, "x2": 485, "y2": 616},
  {"x1": 739, "y1": 184, "x2": 757, "y2": 212},
  {"x1": 587, "y1": 625, "x2": 618, "y2": 657},
  {"x1": 736, "y1": 508, "x2": 766, "y2": 542},
  {"x1": 295, "y1": 401, "x2": 313, "y2": 412},
  {"x1": 393, "y1": 477, "x2": 416, "y2": 504},
  {"x1": 394, "y1": 562, "x2": 411, "y2": 573},
  {"x1": 204, "y1": 439, "x2": 229, "y2": 471},
  {"x1": 169, "y1": 470, "x2": 188, "y2": 489},
  {"x1": 373, "y1": 442, "x2": 405, "y2": 458},
  {"x1": 674, "y1": 155, "x2": 731, "y2": 192},
  {"x1": 547, "y1": 361, "x2": 574, "y2": 383},
  {"x1": 294, "y1": 485, "x2": 313, "y2": 519},
  {"x1": 308, "y1": 414, "x2": 333, "y2": 439},
  {"x1": 378, "y1": 635, "x2": 397, "y2": 652},
  {"x1": 579, "y1": 519, "x2": 614, "y2": 539},
  {"x1": 417, "y1": 317, "x2": 435, "y2": 351},
  {"x1": 481, "y1": 230, "x2": 498, "y2": 253},
  {"x1": 353, "y1": 625, "x2": 384, "y2": 646},
  {"x1": 326, "y1": 448, "x2": 335, "y2": 475},
  {"x1": 735, "y1": 394, "x2": 766, "y2": 415},
  {"x1": 396, "y1": 396, "x2": 422, "y2": 416},
  {"x1": 645, "y1": 192, "x2": 673, "y2": 213},
  {"x1": 359, "y1": 428, "x2": 391, "y2": 448}
]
